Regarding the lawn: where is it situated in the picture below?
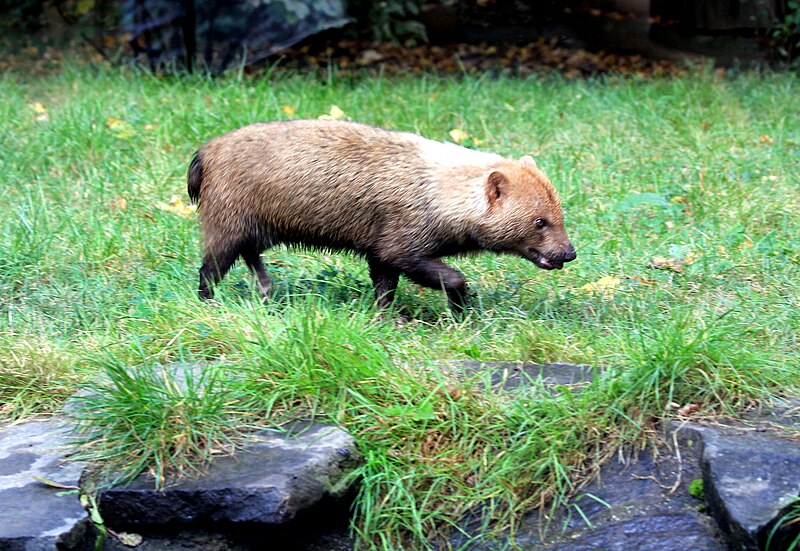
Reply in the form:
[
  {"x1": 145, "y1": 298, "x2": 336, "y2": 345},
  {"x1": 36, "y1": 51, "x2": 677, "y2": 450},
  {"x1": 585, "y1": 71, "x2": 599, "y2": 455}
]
[{"x1": 1, "y1": 55, "x2": 798, "y2": 548}]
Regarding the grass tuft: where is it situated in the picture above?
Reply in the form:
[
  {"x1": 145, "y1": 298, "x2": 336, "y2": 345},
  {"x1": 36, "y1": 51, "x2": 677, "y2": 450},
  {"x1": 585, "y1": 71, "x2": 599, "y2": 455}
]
[{"x1": 69, "y1": 356, "x2": 242, "y2": 487}]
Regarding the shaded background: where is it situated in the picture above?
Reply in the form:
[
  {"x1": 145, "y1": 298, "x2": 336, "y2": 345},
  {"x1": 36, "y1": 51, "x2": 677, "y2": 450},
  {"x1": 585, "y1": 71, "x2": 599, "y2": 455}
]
[{"x1": 1, "y1": 1, "x2": 798, "y2": 72}]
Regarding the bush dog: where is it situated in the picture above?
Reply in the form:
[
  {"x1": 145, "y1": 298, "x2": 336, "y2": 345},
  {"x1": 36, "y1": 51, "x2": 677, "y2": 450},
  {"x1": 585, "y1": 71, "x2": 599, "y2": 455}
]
[{"x1": 188, "y1": 120, "x2": 575, "y2": 312}]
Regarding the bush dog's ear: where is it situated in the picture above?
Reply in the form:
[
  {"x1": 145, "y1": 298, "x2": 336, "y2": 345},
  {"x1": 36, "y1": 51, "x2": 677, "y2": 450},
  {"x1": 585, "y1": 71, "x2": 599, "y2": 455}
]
[
  {"x1": 486, "y1": 171, "x2": 508, "y2": 208},
  {"x1": 520, "y1": 155, "x2": 537, "y2": 167}
]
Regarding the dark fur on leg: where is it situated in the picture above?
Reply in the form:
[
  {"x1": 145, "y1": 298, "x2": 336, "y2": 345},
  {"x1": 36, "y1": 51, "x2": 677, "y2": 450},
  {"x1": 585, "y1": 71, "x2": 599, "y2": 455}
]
[
  {"x1": 241, "y1": 246, "x2": 273, "y2": 298},
  {"x1": 369, "y1": 258, "x2": 400, "y2": 309},
  {"x1": 198, "y1": 247, "x2": 239, "y2": 300},
  {"x1": 397, "y1": 257, "x2": 468, "y2": 314}
]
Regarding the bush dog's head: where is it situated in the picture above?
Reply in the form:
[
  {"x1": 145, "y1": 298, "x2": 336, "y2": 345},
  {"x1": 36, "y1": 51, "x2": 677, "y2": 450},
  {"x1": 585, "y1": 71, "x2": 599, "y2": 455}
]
[{"x1": 480, "y1": 155, "x2": 576, "y2": 270}]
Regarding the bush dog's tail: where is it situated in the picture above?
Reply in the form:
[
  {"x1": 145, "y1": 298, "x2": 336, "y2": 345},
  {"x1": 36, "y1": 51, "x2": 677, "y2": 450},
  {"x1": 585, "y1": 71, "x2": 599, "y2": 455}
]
[{"x1": 187, "y1": 150, "x2": 203, "y2": 204}]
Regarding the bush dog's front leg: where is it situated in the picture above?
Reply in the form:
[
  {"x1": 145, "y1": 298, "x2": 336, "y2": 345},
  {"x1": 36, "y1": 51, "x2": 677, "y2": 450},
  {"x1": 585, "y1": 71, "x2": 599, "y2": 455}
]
[{"x1": 400, "y1": 257, "x2": 469, "y2": 313}]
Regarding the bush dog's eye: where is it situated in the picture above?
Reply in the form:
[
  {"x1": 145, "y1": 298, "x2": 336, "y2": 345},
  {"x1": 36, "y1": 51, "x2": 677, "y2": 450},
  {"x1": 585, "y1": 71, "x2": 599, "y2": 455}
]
[{"x1": 534, "y1": 218, "x2": 548, "y2": 229}]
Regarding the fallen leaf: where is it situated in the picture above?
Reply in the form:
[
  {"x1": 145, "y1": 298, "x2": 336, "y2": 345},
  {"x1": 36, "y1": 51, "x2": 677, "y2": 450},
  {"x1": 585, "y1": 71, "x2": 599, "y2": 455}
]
[
  {"x1": 581, "y1": 276, "x2": 621, "y2": 297},
  {"x1": 110, "y1": 197, "x2": 127, "y2": 210},
  {"x1": 629, "y1": 275, "x2": 656, "y2": 286},
  {"x1": 318, "y1": 105, "x2": 345, "y2": 120},
  {"x1": 30, "y1": 102, "x2": 49, "y2": 121},
  {"x1": 448, "y1": 128, "x2": 484, "y2": 148},
  {"x1": 110, "y1": 530, "x2": 143, "y2": 547},
  {"x1": 677, "y1": 403, "x2": 700, "y2": 417},
  {"x1": 156, "y1": 195, "x2": 196, "y2": 217},
  {"x1": 106, "y1": 118, "x2": 136, "y2": 139},
  {"x1": 648, "y1": 256, "x2": 684, "y2": 272},
  {"x1": 32, "y1": 474, "x2": 78, "y2": 490},
  {"x1": 449, "y1": 128, "x2": 469, "y2": 144},
  {"x1": 357, "y1": 49, "x2": 384, "y2": 65}
]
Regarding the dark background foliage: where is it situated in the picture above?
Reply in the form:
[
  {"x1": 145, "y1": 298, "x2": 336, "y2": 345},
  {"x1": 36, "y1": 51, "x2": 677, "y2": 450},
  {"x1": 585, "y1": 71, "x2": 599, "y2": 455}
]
[{"x1": 1, "y1": 1, "x2": 797, "y2": 72}]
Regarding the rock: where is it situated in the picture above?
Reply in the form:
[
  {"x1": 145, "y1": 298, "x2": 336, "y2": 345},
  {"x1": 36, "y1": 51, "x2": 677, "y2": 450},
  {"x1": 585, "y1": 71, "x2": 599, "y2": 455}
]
[
  {"x1": 546, "y1": 512, "x2": 723, "y2": 551},
  {"x1": 499, "y1": 443, "x2": 725, "y2": 550},
  {"x1": 673, "y1": 420, "x2": 800, "y2": 550},
  {"x1": 95, "y1": 424, "x2": 360, "y2": 528},
  {"x1": 0, "y1": 419, "x2": 89, "y2": 551},
  {"x1": 447, "y1": 363, "x2": 799, "y2": 551},
  {"x1": 438, "y1": 360, "x2": 599, "y2": 392}
]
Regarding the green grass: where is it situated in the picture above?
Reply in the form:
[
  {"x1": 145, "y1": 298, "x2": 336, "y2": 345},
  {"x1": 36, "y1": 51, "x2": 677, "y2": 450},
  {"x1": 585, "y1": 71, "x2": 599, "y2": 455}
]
[{"x1": 1, "y1": 56, "x2": 798, "y2": 548}]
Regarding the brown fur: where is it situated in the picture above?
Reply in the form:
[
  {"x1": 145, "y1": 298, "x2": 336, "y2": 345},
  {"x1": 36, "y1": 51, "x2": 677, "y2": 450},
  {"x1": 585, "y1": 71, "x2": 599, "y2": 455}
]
[{"x1": 188, "y1": 120, "x2": 575, "y2": 311}]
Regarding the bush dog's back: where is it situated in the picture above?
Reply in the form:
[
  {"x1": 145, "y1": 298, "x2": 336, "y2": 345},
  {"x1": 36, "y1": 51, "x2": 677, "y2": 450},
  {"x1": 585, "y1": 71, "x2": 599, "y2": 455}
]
[{"x1": 188, "y1": 119, "x2": 575, "y2": 311}]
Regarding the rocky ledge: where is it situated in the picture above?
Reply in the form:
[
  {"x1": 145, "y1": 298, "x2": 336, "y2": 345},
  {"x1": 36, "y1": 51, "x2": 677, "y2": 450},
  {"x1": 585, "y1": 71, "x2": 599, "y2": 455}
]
[
  {"x1": 0, "y1": 418, "x2": 359, "y2": 551},
  {"x1": 1, "y1": 362, "x2": 798, "y2": 550}
]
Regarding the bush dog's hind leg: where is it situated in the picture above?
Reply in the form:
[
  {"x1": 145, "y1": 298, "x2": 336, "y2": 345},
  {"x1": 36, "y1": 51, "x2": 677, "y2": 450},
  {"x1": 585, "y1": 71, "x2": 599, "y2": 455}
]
[
  {"x1": 198, "y1": 247, "x2": 239, "y2": 300},
  {"x1": 368, "y1": 257, "x2": 400, "y2": 309},
  {"x1": 399, "y1": 257, "x2": 469, "y2": 314},
  {"x1": 241, "y1": 246, "x2": 273, "y2": 298}
]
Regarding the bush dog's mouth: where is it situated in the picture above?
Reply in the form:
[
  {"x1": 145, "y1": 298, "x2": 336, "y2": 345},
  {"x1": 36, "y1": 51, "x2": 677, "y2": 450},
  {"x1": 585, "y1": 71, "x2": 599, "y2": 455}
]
[{"x1": 527, "y1": 248, "x2": 565, "y2": 270}]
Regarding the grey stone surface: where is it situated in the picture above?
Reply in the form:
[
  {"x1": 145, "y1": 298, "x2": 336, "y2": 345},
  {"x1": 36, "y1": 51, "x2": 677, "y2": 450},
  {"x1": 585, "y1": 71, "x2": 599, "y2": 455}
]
[
  {"x1": 439, "y1": 360, "x2": 599, "y2": 393},
  {"x1": 445, "y1": 363, "x2": 799, "y2": 551},
  {"x1": 674, "y1": 421, "x2": 800, "y2": 551},
  {"x1": 459, "y1": 441, "x2": 724, "y2": 550},
  {"x1": 95, "y1": 424, "x2": 360, "y2": 528},
  {"x1": 546, "y1": 512, "x2": 723, "y2": 551},
  {"x1": 0, "y1": 419, "x2": 89, "y2": 551}
]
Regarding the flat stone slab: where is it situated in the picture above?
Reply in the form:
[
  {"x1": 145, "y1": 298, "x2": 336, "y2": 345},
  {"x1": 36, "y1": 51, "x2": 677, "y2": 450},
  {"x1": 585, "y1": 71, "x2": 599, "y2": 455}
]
[
  {"x1": 438, "y1": 360, "x2": 599, "y2": 392},
  {"x1": 96, "y1": 424, "x2": 360, "y2": 528},
  {"x1": 445, "y1": 363, "x2": 799, "y2": 551},
  {"x1": 501, "y1": 443, "x2": 725, "y2": 551},
  {"x1": 0, "y1": 419, "x2": 89, "y2": 551},
  {"x1": 674, "y1": 420, "x2": 800, "y2": 550}
]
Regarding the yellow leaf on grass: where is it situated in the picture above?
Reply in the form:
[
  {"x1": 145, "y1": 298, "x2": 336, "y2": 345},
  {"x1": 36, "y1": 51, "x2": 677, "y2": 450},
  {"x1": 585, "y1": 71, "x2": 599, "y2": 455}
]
[
  {"x1": 449, "y1": 128, "x2": 469, "y2": 144},
  {"x1": 282, "y1": 105, "x2": 297, "y2": 117},
  {"x1": 318, "y1": 105, "x2": 345, "y2": 120},
  {"x1": 738, "y1": 237, "x2": 754, "y2": 250},
  {"x1": 581, "y1": 276, "x2": 621, "y2": 296},
  {"x1": 156, "y1": 195, "x2": 196, "y2": 218},
  {"x1": 448, "y1": 128, "x2": 484, "y2": 147},
  {"x1": 106, "y1": 118, "x2": 136, "y2": 139},
  {"x1": 30, "y1": 102, "x2": 49, "y2": 121}
]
